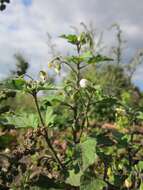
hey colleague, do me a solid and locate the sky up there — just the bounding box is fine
[0,0,143,89]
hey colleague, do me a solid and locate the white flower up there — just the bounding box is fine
[79,79,89,88]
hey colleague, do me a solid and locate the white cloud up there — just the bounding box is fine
[0,0,143,88]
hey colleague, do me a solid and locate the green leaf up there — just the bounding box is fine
[42,95,64,108]
[65,169,83,187]
[66,51,113,65]
[136,161,143,172]
[45,107,56,126]
[60,34,78,45]
[67,56,83,64]
[136,111,143,120]
[37,83,57,91]
[138,161,143,169]
[80,138,97,170]
[78,32,87,45]
[7,113,39,128]
[80,178,107,190]
[87,54,113,64]
[7,77,26,90]
[139,182,143,190]
[80,51,93,60]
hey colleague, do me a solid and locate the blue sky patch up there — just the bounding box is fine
[22,0,32,6]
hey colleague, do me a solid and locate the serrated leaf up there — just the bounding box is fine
[7,113,39,128]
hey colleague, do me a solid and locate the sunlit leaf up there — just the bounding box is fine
[65,169,83,187]
[60,34,78,45]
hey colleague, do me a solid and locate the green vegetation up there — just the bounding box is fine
[0,29,143,190]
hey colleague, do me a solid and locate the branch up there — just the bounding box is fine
[32,92,65,171]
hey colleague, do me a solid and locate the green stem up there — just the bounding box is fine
[43,128,65,170]
[72,44,81,144]
[33,93,45,126]
[33,92,65,171]
[78,91,93,142]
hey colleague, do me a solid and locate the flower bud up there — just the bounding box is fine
[39,70,48,82]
